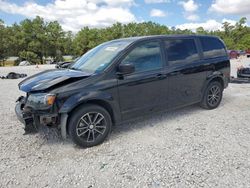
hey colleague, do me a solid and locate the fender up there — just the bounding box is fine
[207,71,224,80]
[201,71,225,95]
[58,90,121,123]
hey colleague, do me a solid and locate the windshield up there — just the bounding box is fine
[70,40,133,73]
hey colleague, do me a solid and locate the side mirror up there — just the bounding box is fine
[117,63,135,75]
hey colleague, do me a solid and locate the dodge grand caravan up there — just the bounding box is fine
[15,35,230,147]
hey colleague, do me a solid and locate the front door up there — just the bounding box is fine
[117,40,168,120]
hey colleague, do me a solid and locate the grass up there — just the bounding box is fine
[0,60,15,67]
[63,57,73,62]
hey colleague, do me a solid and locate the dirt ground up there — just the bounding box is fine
[0,59,250,188]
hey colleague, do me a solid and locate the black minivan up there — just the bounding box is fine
[15,35,230,147]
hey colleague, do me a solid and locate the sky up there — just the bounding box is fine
[0,0,249,32]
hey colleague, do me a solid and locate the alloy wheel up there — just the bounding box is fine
[207,85,221,107]
[76,112,106,143]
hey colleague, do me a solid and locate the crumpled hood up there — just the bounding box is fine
[19,69,91,92]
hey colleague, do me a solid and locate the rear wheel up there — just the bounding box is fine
[68,104,112,147]
[200,81,223,110]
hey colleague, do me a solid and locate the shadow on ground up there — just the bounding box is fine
[34,104,202,146]
[26,94,236,148]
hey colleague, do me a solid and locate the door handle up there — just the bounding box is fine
[168,71,181,76]
[156,74,167,79]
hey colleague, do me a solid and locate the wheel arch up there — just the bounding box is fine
[209,76,224,88]
[66,99,116,134]
[201,74,224,98]
[200,75,224,109]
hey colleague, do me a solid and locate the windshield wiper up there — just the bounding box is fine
[69,67,81,71]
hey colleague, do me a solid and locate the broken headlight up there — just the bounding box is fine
[27,93,56,109]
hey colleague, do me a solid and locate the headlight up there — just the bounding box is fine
[27,93,56,108]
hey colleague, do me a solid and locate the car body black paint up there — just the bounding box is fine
[18,69,92,92]
[16,35,230,134]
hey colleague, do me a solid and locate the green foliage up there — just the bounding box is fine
[72,18,250,55]
[19,51,39,64]
[0,16,250,66]
[0,19,7,66]
[0,16,70,64]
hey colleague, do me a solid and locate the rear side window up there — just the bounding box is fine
[200,37,227,59]
[165,39,199,65]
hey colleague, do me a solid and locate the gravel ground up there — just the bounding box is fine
[0,61,250,188]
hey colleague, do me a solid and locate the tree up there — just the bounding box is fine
[2,16,74,64]
[63,31,74,55]
[237,33,250,50]
[1,16,250,66]
[222,22,234,36]
[0,19,7,66]
[196,27,206,34]
[45,20,65,61]
[73,27,104,55]
[19,51,39,64]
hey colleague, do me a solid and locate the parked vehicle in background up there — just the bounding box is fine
[237,50,246,56]
[55,57,80,69]
[237,65,250,78]
[55,61,71,69]
[15,35,230,148]
[228,50,239,59]
[19,61,30,66]
[246,50,250,58]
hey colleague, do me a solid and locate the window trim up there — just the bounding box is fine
[164,37,200,67]
[117,39,166,76]
[199,37,227,60]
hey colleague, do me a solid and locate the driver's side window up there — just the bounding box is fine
[121,41,163,73]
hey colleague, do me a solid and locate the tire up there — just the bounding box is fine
[200,81,223,110]
[68,104,112,147]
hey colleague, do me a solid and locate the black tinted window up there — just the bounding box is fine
[200,37,227,59]
[165,39,199,65]
[121,41,163,73]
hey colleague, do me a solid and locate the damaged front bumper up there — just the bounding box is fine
[15,96,58,134]
[15,100,35,133]
[15,96,68,139]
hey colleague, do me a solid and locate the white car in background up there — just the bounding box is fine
[19,61,30,66]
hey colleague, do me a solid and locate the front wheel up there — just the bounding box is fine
[200,81,223,110]
[68,104,112,147]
